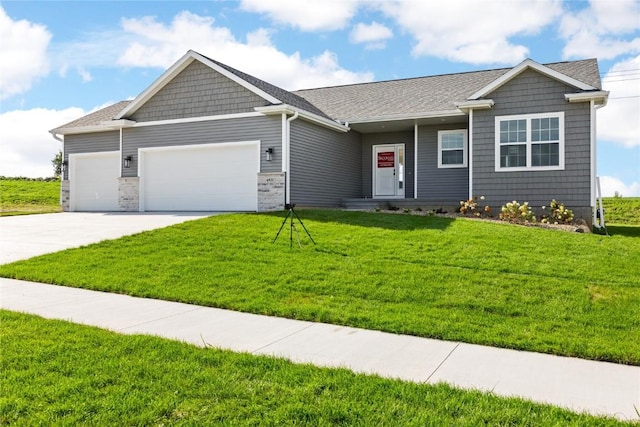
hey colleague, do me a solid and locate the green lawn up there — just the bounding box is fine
[0,177,61,216]
[0,311,627,426]
[2,210,639,365]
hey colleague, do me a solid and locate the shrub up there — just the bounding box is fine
[499,200,536,223]
[541,199,574,224]
[459,196,491,217]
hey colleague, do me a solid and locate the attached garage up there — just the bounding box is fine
[69,151,120,211]
[139,141,260,211]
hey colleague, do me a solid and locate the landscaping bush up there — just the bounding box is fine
[541,199,574,224]
[499,200,536,223]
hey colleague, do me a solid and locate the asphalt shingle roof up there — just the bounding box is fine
[292,59,602,122]
[53,100,132,131]
[199,53,333,119]
[53,58,601,132]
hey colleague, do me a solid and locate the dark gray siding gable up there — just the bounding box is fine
[290,121,362,206]
[416,124,469,203]
[129,61,271,122]
[63,131,119,180]
[473,69,592,210]
[121,115,282,177]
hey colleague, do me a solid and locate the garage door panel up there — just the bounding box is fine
[143,143,258,211]
[72,153,120,211]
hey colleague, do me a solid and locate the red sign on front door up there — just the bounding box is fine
[377,151,395,168]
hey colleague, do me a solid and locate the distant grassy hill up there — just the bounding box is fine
[0,177,61,216]
[602,197,640,225]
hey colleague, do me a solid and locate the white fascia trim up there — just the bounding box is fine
[455,100,494,112]
[99,119,136,128]
[470,59,597,100]
[348,110,465,124]
[115,50,281,119]
[255,105,349,133]
[51,125,118,135]
[565,91,609,105]
[132,112,262,128]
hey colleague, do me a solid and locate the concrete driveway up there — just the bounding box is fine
[0,212,216,265]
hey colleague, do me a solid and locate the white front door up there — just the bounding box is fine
[373,144,404,198]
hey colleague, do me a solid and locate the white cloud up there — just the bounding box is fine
[0,108,84,178]
[350,22,393,50]
[599,176,640,197]
[114,11,373,90]
[240,0,361,31]
[598,55,640,148]
[0,7,51,100]
[376,0,561,64]
[561,0,640,60]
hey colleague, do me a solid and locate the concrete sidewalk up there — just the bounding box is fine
[1,278,638,422]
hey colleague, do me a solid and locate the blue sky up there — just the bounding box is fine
[1,0,638,196]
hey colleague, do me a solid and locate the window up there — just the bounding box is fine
[495,112,564,171]
[438,130,468,168]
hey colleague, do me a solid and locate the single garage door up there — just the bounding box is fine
[70,151,120,211]
[141,141,259,211]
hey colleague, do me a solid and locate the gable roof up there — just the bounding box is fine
[116,50,331,121]
[293,59,602,123]
[51,55,602,135]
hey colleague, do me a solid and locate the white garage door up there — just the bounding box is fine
[141,141,259,211]
[70,152,120,211]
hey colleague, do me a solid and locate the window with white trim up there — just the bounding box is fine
[495,112,564,171]
[438,129,467,168]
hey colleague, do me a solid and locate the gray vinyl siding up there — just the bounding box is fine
[121,115,282,177]
[289,120,362,206]
[473,69,592,210]
[361,131,414,198]
[129,61,270,122]
[63,131,119,180]
[416,124,469,203]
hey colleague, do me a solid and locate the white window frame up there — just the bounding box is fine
[438,129,468,168]
[495,112,565,172]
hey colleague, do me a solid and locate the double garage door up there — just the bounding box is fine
[70,142,259,212]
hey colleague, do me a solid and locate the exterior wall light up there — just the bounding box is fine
[265,147,274,161]
[61,160,68,173]
[124,155,132,168]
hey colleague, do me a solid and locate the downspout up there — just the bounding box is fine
[468,109,474,200]
[285,111,299,205]
[414,122,418,199]
[49,130,65,179]
[591,99,607,226]
[119,127,123,177]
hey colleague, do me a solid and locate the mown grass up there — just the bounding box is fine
[2,210,639,365]
[603,197,640,225]
[0,178,61,216]
[0,310,628,426]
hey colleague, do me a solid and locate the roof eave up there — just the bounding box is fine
[565,90,609,105]
[50,119,136,136]
[455,100,495,113]
[347,109,466,124]
[255,105,350,132]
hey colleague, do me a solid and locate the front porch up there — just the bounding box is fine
[342,198,460,213]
